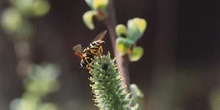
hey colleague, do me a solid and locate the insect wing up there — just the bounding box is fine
[72,44,83,58]
[93,30,107,41]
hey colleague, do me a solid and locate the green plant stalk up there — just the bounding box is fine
[89,53,140,110]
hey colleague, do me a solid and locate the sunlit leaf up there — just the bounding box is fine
[129,46,144,62]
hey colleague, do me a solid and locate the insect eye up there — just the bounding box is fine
[95,41,105,45]
[100,41,105,44]
[80,60,87,68]
[92,42,96,45]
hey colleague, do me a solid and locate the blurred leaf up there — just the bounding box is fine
[129,46,144,62]
[16,21,34,40]
[116,24,127,38]
[10,0,33,15]
[10,98,38,110]
[130,84,144,99]
[83,10,97,30]
[25,63,60,96]
[31,0,50,16]
[10,98,20,110]
[11,63,60,110]
[39,103,57,110]
[116,37,134,56]
[210,89,220,110]
[11,0,50,17]
[131,103,141,110]
[1,8,23,33]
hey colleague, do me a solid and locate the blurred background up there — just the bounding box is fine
[0,0,220,110]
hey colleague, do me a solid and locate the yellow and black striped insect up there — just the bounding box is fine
[72,30,107,70]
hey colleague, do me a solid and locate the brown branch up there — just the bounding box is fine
[103,0,130,90]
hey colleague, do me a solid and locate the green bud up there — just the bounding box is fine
[83,10,97,30]
[127,18,147,42]
[129,46,144,62]
[115,24,127,38]
[92,0,108,11]
[31,0,50,16]
[116,37,134,56]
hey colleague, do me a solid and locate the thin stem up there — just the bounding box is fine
[13,38,32,78]
[103,0,130,90]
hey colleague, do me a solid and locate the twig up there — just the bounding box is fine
[103,0,130,90]
[13,38,32,78]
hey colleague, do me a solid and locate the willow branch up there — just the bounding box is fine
[103,0,130,90]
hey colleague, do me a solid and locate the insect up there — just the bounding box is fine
[72,30,107,70]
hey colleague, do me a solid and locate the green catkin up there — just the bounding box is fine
[89,53,140,110]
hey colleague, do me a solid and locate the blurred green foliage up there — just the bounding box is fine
[130,84,144,108]
[1,0,50,39]
[10,0,50,16]
[209,88,220,110]
[10,64,60,110]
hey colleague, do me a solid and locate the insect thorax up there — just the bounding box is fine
[80,40,105,69]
